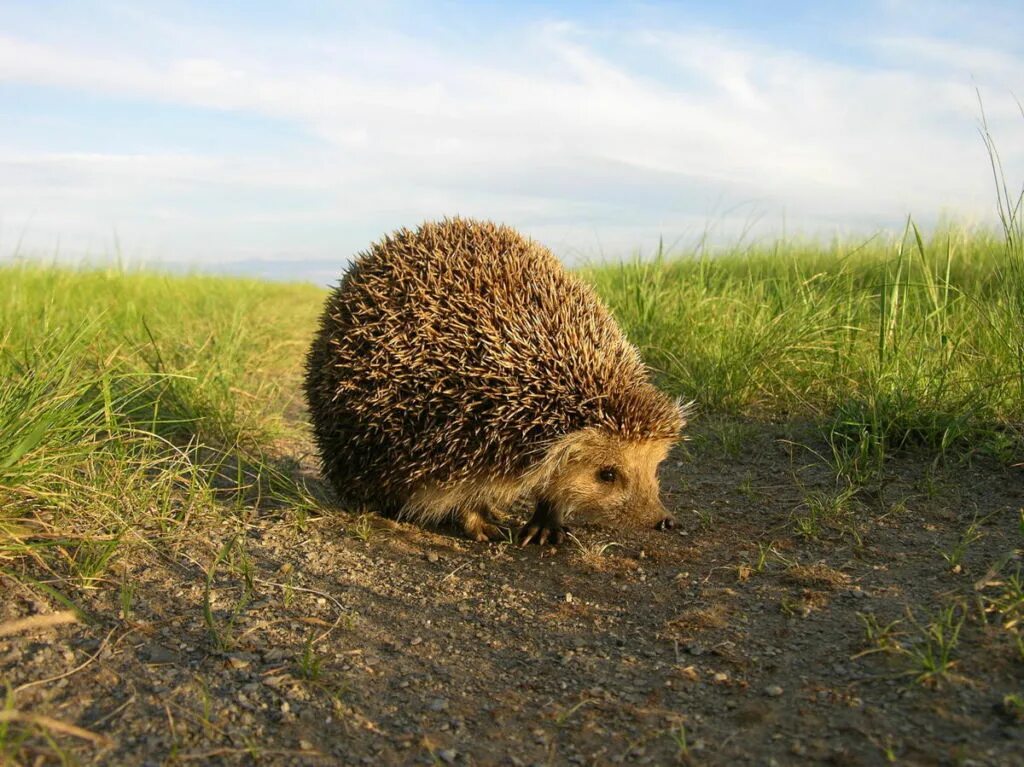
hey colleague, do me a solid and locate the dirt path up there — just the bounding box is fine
[3,421,1023,765]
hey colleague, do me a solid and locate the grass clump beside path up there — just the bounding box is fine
[0,265,324,595]
[588,221,1024,466]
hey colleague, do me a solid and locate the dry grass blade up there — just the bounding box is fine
[0,611,78,637]
[0,710,112,746]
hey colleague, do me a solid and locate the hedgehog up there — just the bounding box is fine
[304,218,686,544]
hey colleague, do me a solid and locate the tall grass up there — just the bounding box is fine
[587,221,1023,464]
[0,265,324,592]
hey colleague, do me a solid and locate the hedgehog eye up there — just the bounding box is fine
[597,466,618,484]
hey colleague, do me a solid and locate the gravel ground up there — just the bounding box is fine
[2,421,1023,766]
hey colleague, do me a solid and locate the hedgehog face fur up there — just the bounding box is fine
[540,429,675,530]
[304,217,687,544]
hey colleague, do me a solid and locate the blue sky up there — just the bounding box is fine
[1,1,1022,280]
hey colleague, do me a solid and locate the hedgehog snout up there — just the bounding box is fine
[644,497,677,530]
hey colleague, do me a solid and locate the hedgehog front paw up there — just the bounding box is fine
[518,522,569,546]
[518,500,568,547]
[461,509,508,543]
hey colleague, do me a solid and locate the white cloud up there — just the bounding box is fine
[0,14,1021,270]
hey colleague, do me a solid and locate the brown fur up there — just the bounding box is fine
[304,218,686,541]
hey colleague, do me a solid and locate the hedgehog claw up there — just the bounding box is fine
[518,500,568,546]
[518,523,569,546]
[473,523,506,543]
[461,511,507,543]
[517,524,539,546]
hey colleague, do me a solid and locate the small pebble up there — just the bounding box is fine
[429,697,449,712]
[765,685,784,697]
[438,749,457,764]
[144,645,176,664]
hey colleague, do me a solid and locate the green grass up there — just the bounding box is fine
[856,604,967,685]
[587,221,1024,464]
[0,264,323,596]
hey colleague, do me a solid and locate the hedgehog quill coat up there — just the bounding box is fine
[305,219,685,543]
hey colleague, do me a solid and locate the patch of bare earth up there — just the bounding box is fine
[2,421,1023,765]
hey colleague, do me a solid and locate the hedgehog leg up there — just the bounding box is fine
[518,498,569,547]
[459,507,506,543]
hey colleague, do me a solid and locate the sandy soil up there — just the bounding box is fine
[2,420,1023,766]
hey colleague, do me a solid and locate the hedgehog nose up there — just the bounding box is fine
[650,497,674,530]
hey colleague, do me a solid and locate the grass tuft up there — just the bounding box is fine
[587,221,1024,465]
[0,265,322,601]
